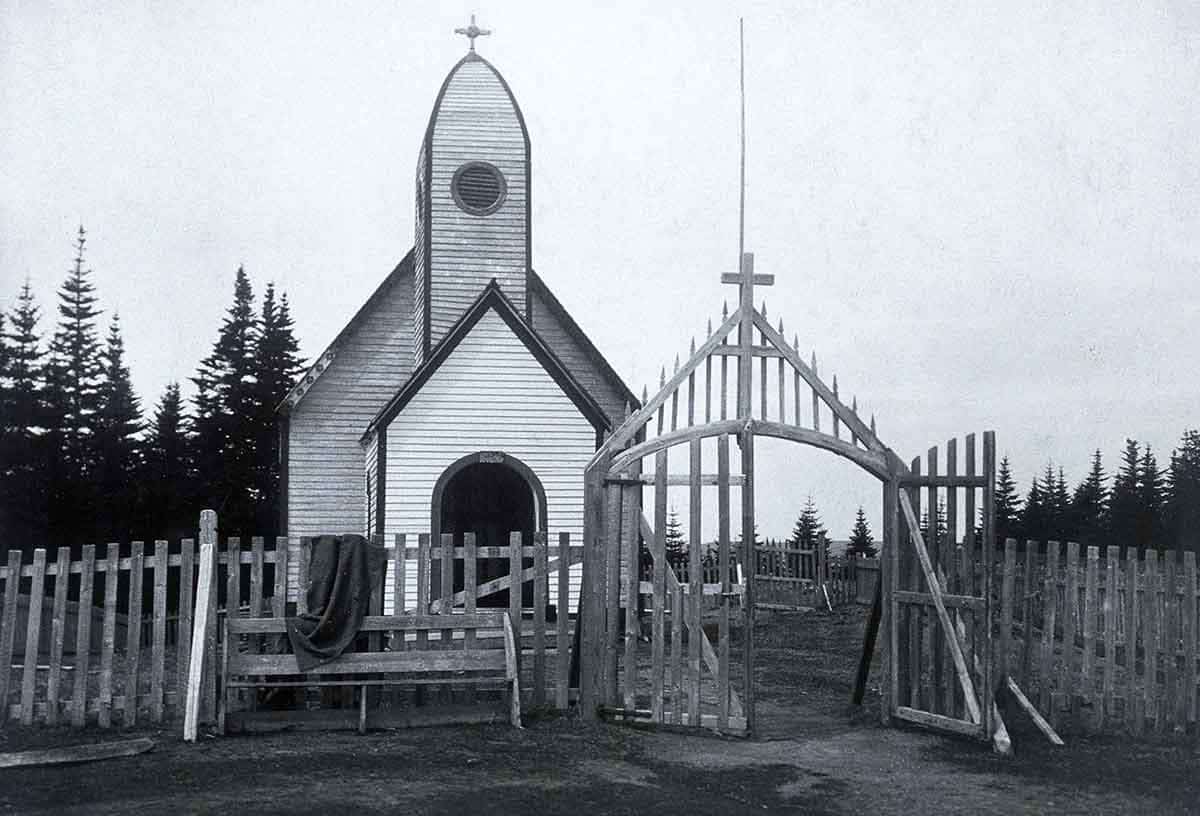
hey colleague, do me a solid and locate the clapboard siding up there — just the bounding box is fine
[380,309,593,614]
[528,278,631,426]
[427,55,528,350]
[286,264,416,552]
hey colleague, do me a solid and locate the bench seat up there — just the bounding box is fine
[222,611,521,733]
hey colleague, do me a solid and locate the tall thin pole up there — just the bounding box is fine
[738,18,746,267]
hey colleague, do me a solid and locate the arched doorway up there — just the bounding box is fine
[432,452,548,609]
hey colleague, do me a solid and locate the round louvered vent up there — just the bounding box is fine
[451,162,507,215]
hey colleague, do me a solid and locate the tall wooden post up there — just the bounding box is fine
[183,510,217,742]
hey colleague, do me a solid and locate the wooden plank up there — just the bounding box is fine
[1039,542,1059,715]
[0,738,155,769]
[906,458,920,708]
[740,426,755,732]
[603,486,621,703]
[416,533,430,651]
[777,355,785,424]
[125,541,145,727]
[897,491,981,725]
[45,547,71,727]
[250,536,264,624]
[1128,552,1144,736]
[17,549,46,725]
[1183,551,1197,726]
[183,510,217,742]
[177,538,194,713]
[0,549,22,722]
[273,537,288,618]
[1005,676,1064,746]
[556,532,571,710]
[622,478,641,714]
[1103,545,1118,724]
[688,436,703,725]
[1020,542,1036,687]
[509,531,523,699]
[297,537,311,615]
[464,532,477,653]
[651,450,668,723]
[151,540,168,723]
[221,537,240,732]
[533,531,547,706]
[229,650,510,676]
[893,706,983,738]
[883,471,899,724]
[71,545,96,727]
[1164,553,1178,729]
[1144,550,1159,732]
[392,534,406,616]
[670,579,683,725]
[945,439,959,717]
[1063,541,1079,712]
[717,434,731,730]
[926,447,943,716]
[894,590,986,610]
[705,352,713,423]
[999,539,1016,687]
[964,433,977,598]
[229,612,511,634]
[98,543,120,728]
[1082,545,1098,708]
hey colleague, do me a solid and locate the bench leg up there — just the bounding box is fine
[358,684,368,734]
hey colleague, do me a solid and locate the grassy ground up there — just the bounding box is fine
[1,605,1196,815]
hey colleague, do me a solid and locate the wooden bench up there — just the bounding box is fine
[222,611,521,733]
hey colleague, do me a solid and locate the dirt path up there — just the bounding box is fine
[2,606,1195,815]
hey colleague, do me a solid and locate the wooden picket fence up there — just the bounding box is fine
[996,539,1199,735]
[0,540,206,728]
[1,525,582,729]
[751,539,862,610]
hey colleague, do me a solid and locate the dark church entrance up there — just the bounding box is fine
[433,454,544,609]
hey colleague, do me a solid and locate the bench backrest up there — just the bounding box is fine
[225,611,517,679]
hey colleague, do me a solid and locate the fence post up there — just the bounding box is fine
[184,510,217,742]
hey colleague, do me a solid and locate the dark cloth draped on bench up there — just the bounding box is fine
[286,534,386,672]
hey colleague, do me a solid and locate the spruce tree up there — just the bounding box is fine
[191,267,259,534]
[93,315,143,540]
[142,382,194,538]
[1137,446,1165,552]
[789,496,830,577]
[846,506,876,559]
[44,226,104,545]
[995,456,1023,545]
[1069,450,1108,549]
[1165,430,1200,557]
[252,284,303,537]
[663,507,687,569]
[1049,464,1072,540]
[1020,474,1046,544]
[2,282,48,548]
[1109,439,1142,555]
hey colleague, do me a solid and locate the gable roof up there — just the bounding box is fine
[527,269,640,418]
[278,249,415,415]
[362,280,612,442]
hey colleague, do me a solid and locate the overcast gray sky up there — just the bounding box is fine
[3,2,1198,538]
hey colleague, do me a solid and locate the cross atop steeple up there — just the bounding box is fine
[454,14,492,52]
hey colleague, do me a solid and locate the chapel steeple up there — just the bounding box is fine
[413,18,531,363]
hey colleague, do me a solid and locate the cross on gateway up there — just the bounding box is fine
[455,14,492,52]
[721,252,774,315]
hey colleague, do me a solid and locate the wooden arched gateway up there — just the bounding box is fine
[578,252,1000,744]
